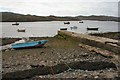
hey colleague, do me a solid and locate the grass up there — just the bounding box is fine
[89,32,120,40]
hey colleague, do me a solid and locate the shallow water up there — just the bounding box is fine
[1,20,118,38]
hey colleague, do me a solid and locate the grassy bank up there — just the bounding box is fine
[89,32,120,40]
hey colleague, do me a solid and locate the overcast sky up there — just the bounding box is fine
[0,0,119,17]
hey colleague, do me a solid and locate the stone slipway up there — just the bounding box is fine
[58,31,120,54]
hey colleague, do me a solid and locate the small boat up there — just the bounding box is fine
[60,28,67,30]
[79,21,83,23]
[12,40,48,49]
[12,22,19,25]
[87,27,99,31]
[64,22,70,24]
[70,26,77,29]
[17,29,25,32]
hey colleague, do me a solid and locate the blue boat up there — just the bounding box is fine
[12,40,48,49]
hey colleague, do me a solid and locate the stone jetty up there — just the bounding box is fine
[58,30,120,54]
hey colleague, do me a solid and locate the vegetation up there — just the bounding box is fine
[89,32,120,40]
[1,12,119,22]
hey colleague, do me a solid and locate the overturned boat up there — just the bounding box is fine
[11,40,48,49]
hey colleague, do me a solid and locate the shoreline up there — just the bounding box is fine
[1,32,119,45]
[2,32,119,79]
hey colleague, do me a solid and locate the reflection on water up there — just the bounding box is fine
[1,20,118,38]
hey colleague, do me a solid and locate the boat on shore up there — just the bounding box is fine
[12,22,19,25]
[87,27,99,31]
[11,40,48,49]
[64,22,70,24]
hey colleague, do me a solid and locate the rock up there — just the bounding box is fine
[53,61,56,64]
[82,53,88,57]
[40,51,44,53]
[63,57,67,60]
[5,49,9,52]
[99,70,104,73]
[30,64,44,68]
[44,60,47,62]
[83,74,88,77]
[67,68,73,72]
[27,57,29,60]
[74,59,78,61]
[85,70,88,72]
[94,76,99,78]
[108,68,113,72]
[26,65,31,69]
[11,49,14,51]
[50,61,53,63]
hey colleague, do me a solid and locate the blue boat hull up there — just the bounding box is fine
[12,40,48,49]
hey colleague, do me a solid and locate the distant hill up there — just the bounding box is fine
[0,12,119,22]
[76,15,119,22]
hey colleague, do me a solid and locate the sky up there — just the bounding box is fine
[0,0,119,17]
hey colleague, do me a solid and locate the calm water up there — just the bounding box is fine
[1,20,118,38]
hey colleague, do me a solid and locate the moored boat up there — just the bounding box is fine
[79,21,83,23]
[64,22,70,24]
[11,40,48,49]
[70,26,77,29]
[60,28,67,30]
[87,27,99,31]
[17,29,25,32]
[12,22,19,25]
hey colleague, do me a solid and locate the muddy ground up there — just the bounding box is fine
[1,33,120,79]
